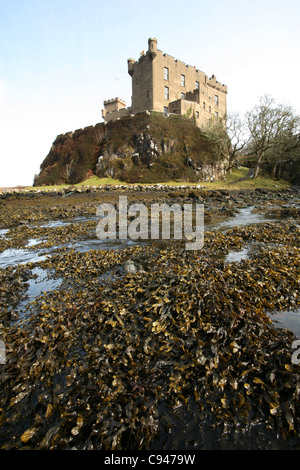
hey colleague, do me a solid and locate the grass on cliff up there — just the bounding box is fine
[200,167,290,190]
[27,167,290,191]
[73,167,291,190]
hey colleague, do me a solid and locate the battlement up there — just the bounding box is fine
[131,44,209,74]
[102,106,132,123]
[206,75,227,93]
[102,97,127,121]
[130,49,207,77]
[56,123,105,140]
[103,97,126,107]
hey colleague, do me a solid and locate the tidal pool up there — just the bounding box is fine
[15,267,63,320]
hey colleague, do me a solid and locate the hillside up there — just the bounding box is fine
[34,113,230,186]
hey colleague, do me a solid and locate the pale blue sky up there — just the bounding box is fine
[0,0,299,187]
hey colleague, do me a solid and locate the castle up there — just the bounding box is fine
[102,38,227,129]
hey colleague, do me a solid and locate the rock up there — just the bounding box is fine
[124,260,138,274]
[289,224,300,232]
[124,260,145,274]
[132,153,140,165]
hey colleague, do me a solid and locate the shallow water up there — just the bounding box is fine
[207,206,279,230]
[24,267,62,301]
[16,267,62,320]
[40,215,97,228]
[225,247,250,263]
[26,238,42,247]
[73,237,145,253]
[268,308,300,338]
[0,229,9,237]
[0,247,47,269]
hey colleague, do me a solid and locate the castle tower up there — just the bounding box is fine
[127,58,135,77]
[148,37,157,60]
[102,97,127,121]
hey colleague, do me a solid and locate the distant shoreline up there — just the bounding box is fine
[0,186,26,191]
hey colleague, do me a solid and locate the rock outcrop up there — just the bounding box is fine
[34,112,230,186]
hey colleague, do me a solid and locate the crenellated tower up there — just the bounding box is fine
[148,37,157,60]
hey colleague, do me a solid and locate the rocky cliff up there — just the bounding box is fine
[34,112,230,186]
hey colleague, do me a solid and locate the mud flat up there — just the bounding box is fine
[0,187,300,450]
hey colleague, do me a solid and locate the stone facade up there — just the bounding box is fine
[102,38,227,129]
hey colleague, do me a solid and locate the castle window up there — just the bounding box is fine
[203,102,206,109]
[164,106,169,115]
[215,95,219,106]
[195,81,199,89]
[209,106,211,113]
[181,92,185,99]
[196,111,199,118]
[215,111,219,118]
[181,74,185,87]
[164,67,169,80]
[164,86,169,100]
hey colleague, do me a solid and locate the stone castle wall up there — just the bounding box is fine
[102,38,228,130]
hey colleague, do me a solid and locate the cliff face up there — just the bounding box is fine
[34,113,230,186]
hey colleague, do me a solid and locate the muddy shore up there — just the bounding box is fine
[0,187,300,450]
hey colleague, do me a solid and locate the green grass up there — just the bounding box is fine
[200,167,290,190]
[75,176,125,186]
[25,176,126,191]
[25,167,290,191]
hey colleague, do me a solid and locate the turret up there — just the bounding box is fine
[148,37,157,60]
[127,58,135,76]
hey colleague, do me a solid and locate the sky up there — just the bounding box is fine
[0,0,299,187]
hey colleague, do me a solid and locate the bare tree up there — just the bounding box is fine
[246,95,300,178]
[204,113,250,168]
[204,118,229,161]
[61,159,75,184]
[225,112,250,168]
[265,131,300,178]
